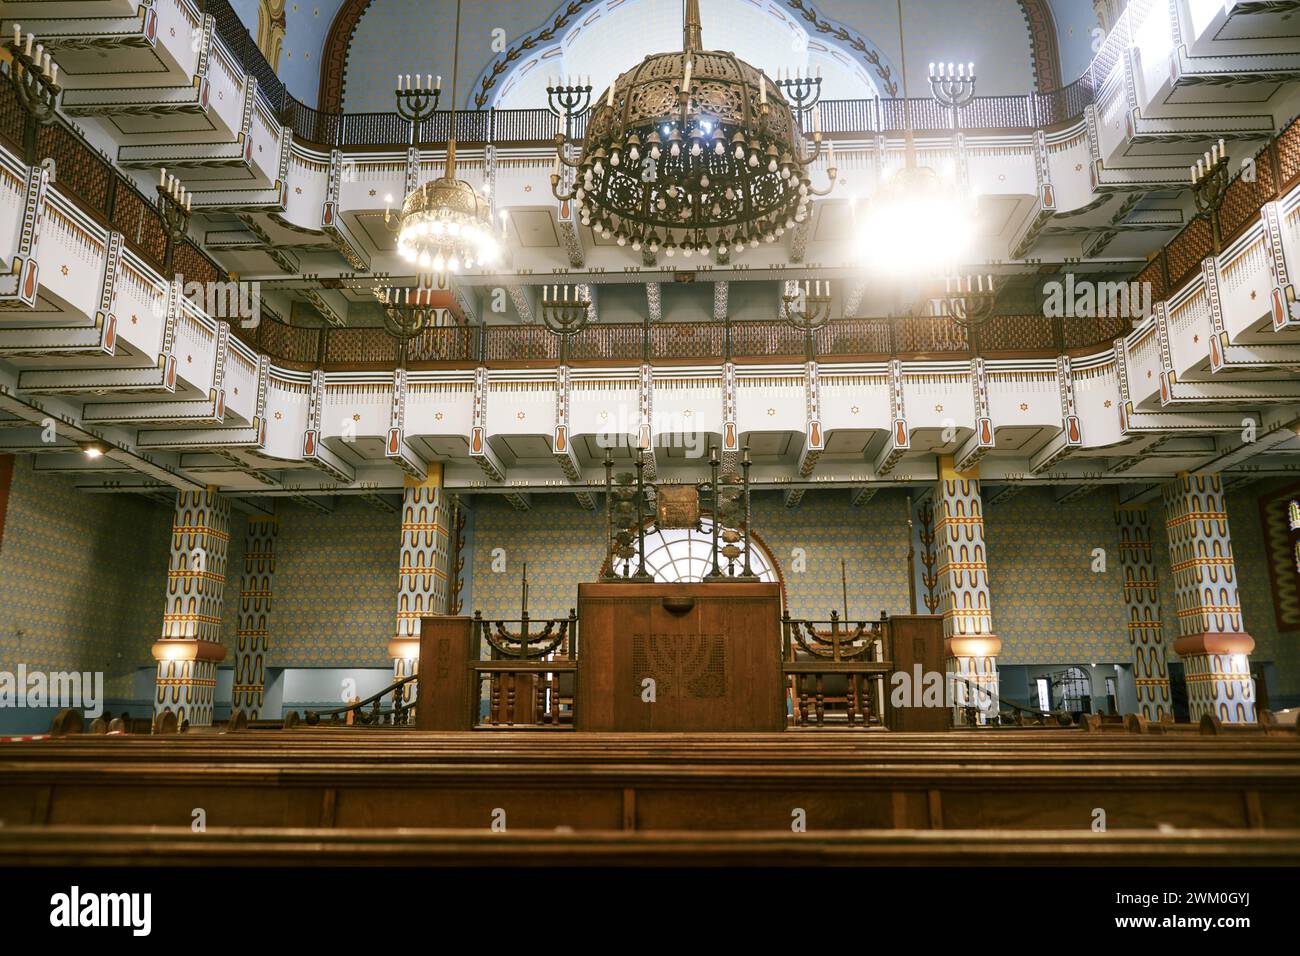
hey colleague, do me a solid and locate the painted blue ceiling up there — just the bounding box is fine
[224,0,1102,112]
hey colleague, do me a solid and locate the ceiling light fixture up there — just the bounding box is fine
[855,0,976,276]
[548,0,835,257]
[387,0,499,280]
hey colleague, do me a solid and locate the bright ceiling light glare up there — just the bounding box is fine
[856,166,974,278]
[79,441,107,459]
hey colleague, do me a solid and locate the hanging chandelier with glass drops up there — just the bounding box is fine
[391,0,499,276]
[549,0,835,258]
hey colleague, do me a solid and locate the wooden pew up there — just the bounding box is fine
[3,824,1299,866]
[3,731,1298,835]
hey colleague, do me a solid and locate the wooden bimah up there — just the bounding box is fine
[576,582,784,732]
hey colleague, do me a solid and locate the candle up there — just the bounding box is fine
[185,193,191,211]
[49,62,56,84]
[1219,137,1225,159]
[160,167,167,188]
[435,75,442,90]
[25,32,32,57]
[760,75,766,104]
[683,58,692,91]
[41,52,50,77]
[607,83,614,108]
[812,106,821,133]
[968,62,975,76]
[12,24,19,46]
[827,140,835,167]
[396,74,403,91]
[1190,164,1198,183]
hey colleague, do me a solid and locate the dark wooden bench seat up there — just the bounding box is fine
[2,825,1299,866]
[2,732,1298,836]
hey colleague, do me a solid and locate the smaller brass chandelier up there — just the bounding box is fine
[385,0,500,278]
[856,1,976,276]
[389,171,498,274]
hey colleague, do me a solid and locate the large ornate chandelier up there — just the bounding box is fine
[388,0,499,276]
[549,0,835,257]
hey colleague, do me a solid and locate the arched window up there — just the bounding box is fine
[610,518,777,583]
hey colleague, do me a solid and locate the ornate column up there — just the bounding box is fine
[231,515,278,719]
[389,466,452,704]
[1113,501,1171,720]
[152,489,230,728]
[933,457,1000,725]
[1161,474,1256,722]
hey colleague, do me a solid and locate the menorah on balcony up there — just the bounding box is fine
[775,67,823,118]
[394,73,442,146]
[540,283,594,364]
[545,74,593,132]
[6,25,61,163]
[782,279,832,359]
[1191,137,1230,255]
[928,61,977,130]
[156,168,193,272]
[941,273,997,328]
[376,281,443,340]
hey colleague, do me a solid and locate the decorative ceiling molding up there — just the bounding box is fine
[324,0,903,114]
[319,0,373,115]
[1018,0,1062,94]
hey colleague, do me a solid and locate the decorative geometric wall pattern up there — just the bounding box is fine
[232,516,278,719]
[0,456,170,700]
[1113,503,1170,720]
[155,490,231,727]
[984,488,1129,665]
[1161,474,1255,723]
[268,500,400,667]
[933,466,998,724]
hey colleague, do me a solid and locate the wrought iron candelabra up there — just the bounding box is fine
[942,273,997,328]
[376,281,443,340]
[775,67,823,118]
[545,75,592,133]
[156,167,192,272]
[540,283,594,364]
[928,61,977,130]
[1191,137,1230,255]
[5,25,61,164]
[394,73,442,146]
[782,279,833,359]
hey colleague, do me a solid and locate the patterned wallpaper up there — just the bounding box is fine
[267,499,401,667]
[0,456,172,698]
[985,487,1130,666]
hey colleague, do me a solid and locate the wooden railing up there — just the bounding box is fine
[782,612,890,727]
[302,674,417,727]
[472,611,578,728]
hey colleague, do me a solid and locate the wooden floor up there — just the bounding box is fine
[3,730,1298,864]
